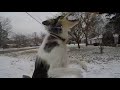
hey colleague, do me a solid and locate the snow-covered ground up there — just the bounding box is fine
[0,46,39,54]
[67,44,120,78]
[0,46,39,51]
[0,44,120,78]
[0,49,37,78]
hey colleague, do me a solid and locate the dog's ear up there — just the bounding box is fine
[42,20,50,26]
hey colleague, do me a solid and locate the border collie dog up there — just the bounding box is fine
[24,14,85,78]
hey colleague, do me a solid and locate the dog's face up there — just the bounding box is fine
[42,16,63,34]
[42,14,79,40]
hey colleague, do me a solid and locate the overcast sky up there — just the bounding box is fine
[0,12,59,35]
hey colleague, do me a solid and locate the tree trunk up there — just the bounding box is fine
[77,42,80,49]
[76,39,80,49]
[100,45,103,54]
[99,42,104,54]
[85,34,88,46]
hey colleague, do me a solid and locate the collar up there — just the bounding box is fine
[50,32,66,42]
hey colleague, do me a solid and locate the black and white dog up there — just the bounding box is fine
[23,14,86,78]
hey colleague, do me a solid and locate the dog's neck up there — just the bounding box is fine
[50,32,66,42]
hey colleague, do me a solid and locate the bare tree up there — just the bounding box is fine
[72,12,99,46]
[12,33,28,48]
[32,32,43,46]
[59,12,100,48]
[0,17,12,48]
[94,14,108,54]
[1,17,12,32]
[68,22,84,49]
[11,34,20,48]
[11,32,45,48]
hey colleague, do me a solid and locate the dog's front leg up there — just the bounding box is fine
[32,57,50,78]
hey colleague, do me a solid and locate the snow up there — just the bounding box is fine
[67,44,120,78]
[0,49,36,78]
[0,55,35,78]
[0,44,120,78]
[86,62,120,78]
[0,46,39,51]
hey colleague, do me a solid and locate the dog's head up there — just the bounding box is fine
[42,13,79,40]
[42,16,63,34]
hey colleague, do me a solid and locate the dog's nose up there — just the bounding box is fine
[42,20,50,26]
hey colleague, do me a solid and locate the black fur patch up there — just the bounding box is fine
[44,41,59,53]
[49,27,62,34]
[42,16,63,26]
[32,57,50,78]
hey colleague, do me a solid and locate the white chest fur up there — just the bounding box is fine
[37,34,68,70]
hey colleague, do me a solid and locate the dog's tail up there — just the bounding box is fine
[32,57,50,78]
